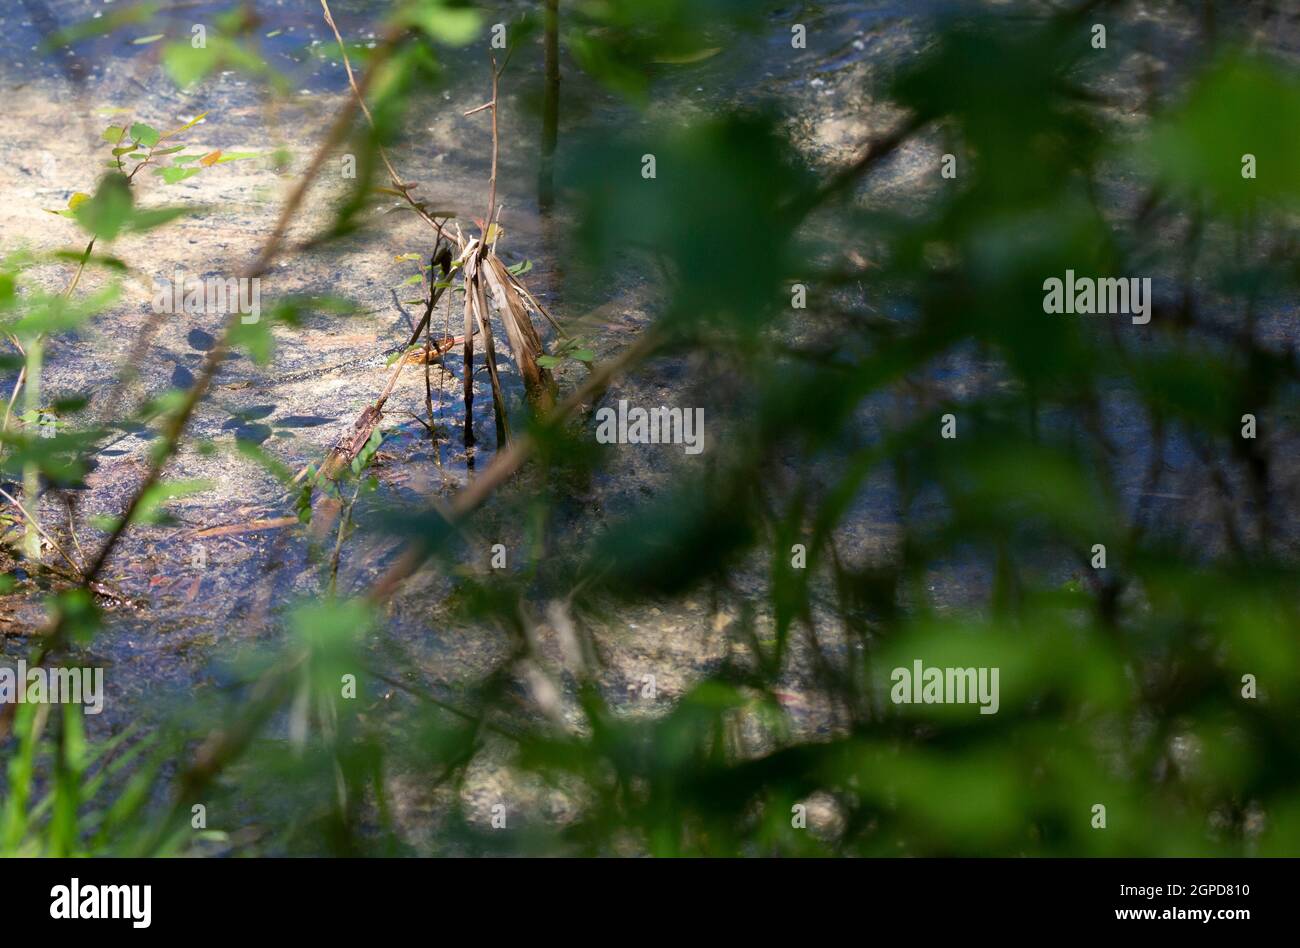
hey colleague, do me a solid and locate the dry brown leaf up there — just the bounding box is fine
[483,257,556,411]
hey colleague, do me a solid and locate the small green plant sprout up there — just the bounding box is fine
[14,110,244,566]
[350,428,384,478]
[46,111,242,243]
[393,249,462,312]
[537,337,594,369]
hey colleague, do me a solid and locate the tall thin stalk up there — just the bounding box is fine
[21,336,43,561]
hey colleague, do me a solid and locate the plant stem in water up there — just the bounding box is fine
[22,336,43,561]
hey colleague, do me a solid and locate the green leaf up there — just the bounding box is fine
[230,318,274,365]
[12,284,120,340]
[568,31,650,104]
[264,294,358,327]
[295,479,313,525]
[132,34,165,45]
[0,427,100,488]
[8,285,121,337]
[73,173,134,241]
[50,589,101,646]
[398,3,482,45]
[52,394,90,414]
[130,123,161,147]
[235,439,297,487]
[102,125,127,144]
[45,1,162,47]
[290,598,373,650]
[351,428,384,475]
[125,205,194,233]
[652,47,723,65]
[162,42,219,88]
[155,166,202,185]
[1148,55,1300,210]
[131,479,213,526]
[49,249,127,271]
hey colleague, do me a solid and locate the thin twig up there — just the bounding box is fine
[329,480,363,597]
[320,0,451,244]
[0,487,82,577]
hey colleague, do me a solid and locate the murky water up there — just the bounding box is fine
[0,0,958,734]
